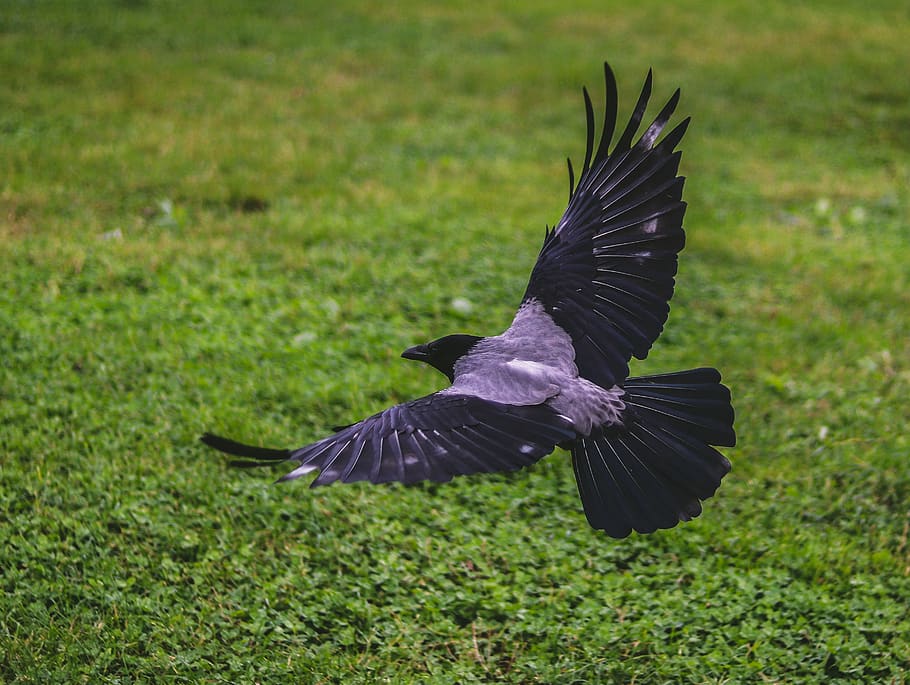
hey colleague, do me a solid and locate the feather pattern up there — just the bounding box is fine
[571,368,734,536]
[204,393,576,487]
[523,63,690,389]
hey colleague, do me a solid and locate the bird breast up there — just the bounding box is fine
[442,355,565,407]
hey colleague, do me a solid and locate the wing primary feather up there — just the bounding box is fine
[615,68,653,153]
[581,86,596,178]
[200,432,291,462]
[309,438,355,486]
[594,62,619,163]
[638,88,681,149]
[567,157,575,199]
[657,117,691,155]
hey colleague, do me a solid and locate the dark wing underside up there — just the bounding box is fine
[522,63,690,389]
[202,393,576,486]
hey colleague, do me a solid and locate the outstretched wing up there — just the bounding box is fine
[202,392,575,486]
[522,63,690,389]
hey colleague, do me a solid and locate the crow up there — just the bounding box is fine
[202,62,736,538]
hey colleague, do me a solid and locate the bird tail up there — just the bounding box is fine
[200,432,292,468]
[571,367,735,537]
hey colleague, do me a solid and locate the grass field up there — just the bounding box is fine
[2,1,909,682]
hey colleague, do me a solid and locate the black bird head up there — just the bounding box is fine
[401,334,484,382]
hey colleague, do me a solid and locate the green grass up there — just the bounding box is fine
[2,1,909,682]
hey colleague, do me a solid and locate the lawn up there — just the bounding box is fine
[1,1,908,682]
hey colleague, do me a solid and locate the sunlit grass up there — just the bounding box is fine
[1,1,908,682]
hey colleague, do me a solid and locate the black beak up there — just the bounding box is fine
[401,344,430,361]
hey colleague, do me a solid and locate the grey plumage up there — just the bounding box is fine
[444,300,627,435]
[201,62,736,537]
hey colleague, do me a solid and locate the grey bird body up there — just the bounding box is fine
[445,299,626,435]
[202,63,736,538]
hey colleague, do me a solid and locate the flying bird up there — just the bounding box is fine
[202,63,736,538]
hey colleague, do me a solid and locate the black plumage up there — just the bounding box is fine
[205,395,574,485]
[524,65,689,389]
[571,368,734,537]
[202,63,736,537]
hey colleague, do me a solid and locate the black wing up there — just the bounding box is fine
[523,63,689,389]
[202,392,576,486]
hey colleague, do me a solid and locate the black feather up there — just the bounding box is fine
[594,62,619,163]
[571,368,734,537]
[567,158,575,200]
[581,86,596,178]
[523,62,689,389]
[200,433,291,462]
[223,393,578,487]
